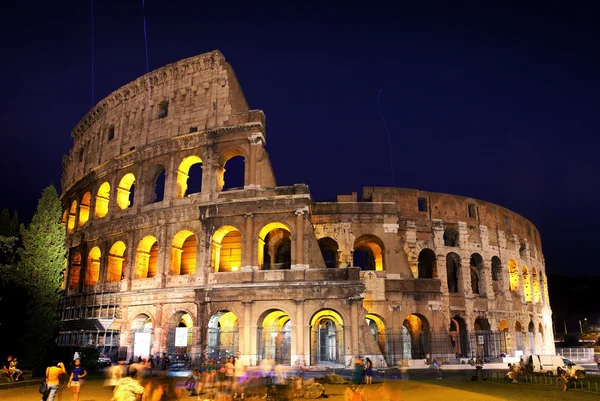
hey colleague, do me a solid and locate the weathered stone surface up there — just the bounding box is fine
[325,373,348,384]
[303,383,325,399]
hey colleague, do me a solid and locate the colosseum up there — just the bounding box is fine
[57,50,554,368]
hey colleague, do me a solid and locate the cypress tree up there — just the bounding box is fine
[18,186,66,374]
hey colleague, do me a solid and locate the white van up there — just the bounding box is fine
[524,354,586,378]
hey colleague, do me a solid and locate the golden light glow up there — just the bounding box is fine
[218,311,238,330]
[116,173,136,209]
[180,313,193,328]
[176,156,202,198]
[212,226,242,272]
[85,246,101,286]
[257,222,291,269]
[95,182,110,218]
[262,310,290,330]
[170,230,197,275]
[508,259,519,291]
[61,210,67,227]
[67,200,77,233]
[310,309,344,327]
[531,267,541,303]
[542,272,549,302]
[354,235,384,271]
[107,241,126,282]
[498,320,509,332]
[78,192,91,226]
[136,235,158,278]
[522,265,532,302]
[69,252,81,289]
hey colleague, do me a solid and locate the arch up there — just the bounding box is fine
[403,314,430,359]
[258,222,291,270]
[176,155,203,198]
[78,192,91,226]
[531,267,541,303]
[150,166,166,203]
[170,230,197,275]
[508,259,519,291]
[116,173,136,209]
[449,315,469,357]
[107,241,126,282]
[498,320,509,332]
[167,312,194,357]
[538,323,544,340]
[212,226,242,272]
[474,317,490,331]
[353,234,384,271]
[365,314,387,359]
[310,309,345,365]
[522,265,532,302]
[69,252,82,289]
[222,155,245,191]
[85,246,101,286]
[446,252,460,293]
[470,253,483,295]
[95,182,110,218]
[135,236,158,278]
[67,200,77,233]
[417,248,436,278]
[257,309,292,365]
[61,210,67,227]
[318,237,339,269]
[474,317,493,358]
[491,256,502,282]
[217,148,246,191]
[131,313,153,359]
[207,311,239,361]
[443,227,459,247]
[514,320,524,351]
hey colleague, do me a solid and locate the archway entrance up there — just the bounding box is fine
[403,314,430,359]
[207,311,239,362]
[258,223,291,270]
[449,316,469,358]
[167,313,193,363]
[365,314,387,363]
[257,310,291,365]
[131,314,152,360]
[310,310,345,365]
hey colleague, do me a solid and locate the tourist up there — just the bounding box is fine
[9,356,23,381]
[353,356,364,385]
[112,369,144,401]
[67,359,87,401]
[42,361,66,401]
[364,357,373,384]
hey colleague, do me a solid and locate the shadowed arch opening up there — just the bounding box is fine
[212,226,242,272]
[449,316,469,357]
[218,149,245,191]
[136,236,158,278]
[257,310,291,365]
[491,256,502,281]
[508,259,519,291]
[85,246,101,286]
[470,253,483,295]
[418,248,436,278]
[150,166,166,204]
[95,182,110,219]
[446,252,461,293]
[258,222,291,270]
[318,237,339,269]
[78,192,91,226]
[207,311,239,361]
[116,173,136,209]
[177,156,203,198]
[171,230,197,275]
[69,252,82,289]
[310,309,345,365]
[443,227,459,247]
[107,241,126,282]
[353,234,384,271]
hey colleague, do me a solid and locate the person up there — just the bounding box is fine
[42,361,66,401]
[433,359,442,379]
[595,354,600,372]
[184,369,199,396]
[68,359,87,401]
[505,363,518,383]
[104,361,124,390]
[3,356,14,382]
[112,369,144,401]
[9,356,23,381]
[364,357,373,384]
[353,356,364,385]
[556,366,569,392]
[225,356,235,391]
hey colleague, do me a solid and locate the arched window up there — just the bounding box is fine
[176,156,202,198]
[508,259,519,291]
[107,241,126,282]
[443,227,459,247]
[218,149,245,191]
[258,223,291,270]
[85,246,101,286]
[491,256,502,281]
[116,173,136,209]
[417,249,436,278]
[69,252,82,289]
[531,267,541,303]
[67,200,77,233]
[95,182,110,218]
[153,168,166,203]
[318,237,339,268]
[522,266,532,302]
[353,235,384,271]
[136,236,158,278]
[78,192,91,226]
[446,253,460,293]
[212,226,242,272]
[171,230,197,275]
[470,253,483,295]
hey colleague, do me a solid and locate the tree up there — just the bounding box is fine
[18,186,66,375]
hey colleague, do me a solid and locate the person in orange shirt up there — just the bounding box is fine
[42,360,66,401]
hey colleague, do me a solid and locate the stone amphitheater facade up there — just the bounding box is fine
[58,50,554,367]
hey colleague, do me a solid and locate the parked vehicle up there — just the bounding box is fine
[98,355,112,367]
[523,354,586,378]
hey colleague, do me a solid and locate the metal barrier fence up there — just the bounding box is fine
[556,348,595,361]
[483,370,600,393]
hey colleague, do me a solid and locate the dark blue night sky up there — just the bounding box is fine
[1,1,598,275]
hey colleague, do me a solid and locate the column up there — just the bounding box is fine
[292,300,305,367]
[242,213,254,271]
[246,132,265,189]
[293,207,308,270]
[242,301,253,365]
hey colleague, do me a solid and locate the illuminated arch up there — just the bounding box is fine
[116,173,136,209]
[498,320,509,332]
[353,234,384,271]
[85,246,101,286]
[136,236,158,278]
[69,252,82,289]
[522,265,532,302]
[176,156,203,198]
[107,241,126,282]
[258,309,292,364]
[366,313,387,357]
[67,200,77,233]
[310,309,345,364]
[61,210,67,227]
[95,182,110,218]
[531,267,541,303]
[258,222,291,270]
[171,230,197,275]
[217,148,246,191]
[207,311,239,360]
[403,314,430,359]
[78,192,91,226]
[211,226,242,272]
[508,259,519,291]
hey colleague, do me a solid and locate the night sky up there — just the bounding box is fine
[1,2,598,276]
